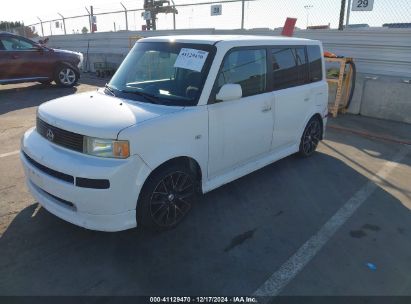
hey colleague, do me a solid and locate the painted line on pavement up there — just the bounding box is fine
[0,150,20,158]
[254,145,410,297]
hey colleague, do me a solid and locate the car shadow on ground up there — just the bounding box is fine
[1,150,410,295]
[79,73,109,87]
[325,127,411,177]
[0,83,77,115]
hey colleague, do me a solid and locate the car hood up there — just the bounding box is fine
[37,90,184,139]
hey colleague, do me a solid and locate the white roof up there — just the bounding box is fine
[141,35,320,46]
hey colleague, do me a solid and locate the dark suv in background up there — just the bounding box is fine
[0,32,82,87]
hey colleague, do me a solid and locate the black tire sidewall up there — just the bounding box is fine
[137,163,198,232]
[299,116,322,157]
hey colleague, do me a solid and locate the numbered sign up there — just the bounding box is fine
[352,0,374,11]
[174,48,209,72]
[211,4,222,16]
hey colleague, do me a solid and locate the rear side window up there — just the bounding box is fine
[216,49,267,98]
[271,47,307,90]
[307,45,323,82]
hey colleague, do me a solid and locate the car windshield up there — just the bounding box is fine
[108,41,216,106]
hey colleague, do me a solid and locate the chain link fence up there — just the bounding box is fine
[8,0,411,38]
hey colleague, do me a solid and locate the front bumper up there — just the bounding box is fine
[21,128,151,232]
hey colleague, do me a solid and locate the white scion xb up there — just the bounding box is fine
[21,35,328,232]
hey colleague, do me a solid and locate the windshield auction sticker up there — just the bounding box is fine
[174,48,209,72]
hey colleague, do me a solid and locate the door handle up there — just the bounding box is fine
[11,55,19,59]
[304,97,310,102]
[261,105,272,113]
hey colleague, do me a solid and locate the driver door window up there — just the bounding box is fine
[1,37,36,51]
[216,49,267,99]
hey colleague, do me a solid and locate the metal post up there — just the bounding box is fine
[241,0,245,30]
[171,0,176,30]
[120,2,129,31]
[346,0,352,27]
[304,5,313,29]
[58,13,66,35]
[85,7,92,33]
[90,6,94,33]
[37,17,44,37]
[338,0,346,30]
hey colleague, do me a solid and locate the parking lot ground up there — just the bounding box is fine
[1,77,411,296]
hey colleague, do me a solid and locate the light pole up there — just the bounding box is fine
[241,0,245,30]
[304,4,313,29]
[346,0,352,28]
[170,0,176,30]
[85,6,92,33]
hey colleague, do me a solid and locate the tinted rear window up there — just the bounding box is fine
[271,47,306,90]
[307,45,323,82]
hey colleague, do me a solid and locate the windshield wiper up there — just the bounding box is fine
[120,90,160,104]
[104,84,116,96]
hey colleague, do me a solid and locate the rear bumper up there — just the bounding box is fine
[21,128,151,232]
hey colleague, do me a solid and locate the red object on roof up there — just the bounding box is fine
[281,18,297,37]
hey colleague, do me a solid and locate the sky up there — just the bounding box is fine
[1,0,410,35]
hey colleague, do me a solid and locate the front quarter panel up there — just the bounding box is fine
[118,106,209,185]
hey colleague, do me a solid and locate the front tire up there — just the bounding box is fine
[54,65,78,87]
[298,116,322,157]
[137,164,198,231]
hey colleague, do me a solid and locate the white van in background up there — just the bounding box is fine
[20,35,328,232]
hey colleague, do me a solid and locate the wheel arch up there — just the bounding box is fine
[140,156,203,195]
[300,111,324,141]
[54,61,80,77]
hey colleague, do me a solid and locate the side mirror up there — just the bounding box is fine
[216,84,242,102]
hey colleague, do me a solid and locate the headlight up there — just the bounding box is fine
[77,52,84,69]
[84,137,130,159]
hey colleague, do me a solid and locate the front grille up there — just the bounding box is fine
[36,117,84,152]
[23,151,74,184]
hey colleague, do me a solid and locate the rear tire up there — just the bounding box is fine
[137,163,198,232]
[298,116,322,157]
[54,65,78,87]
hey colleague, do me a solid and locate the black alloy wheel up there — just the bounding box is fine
[149,171,195,228]
[138,163,199,231]
[299,117,322,157]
